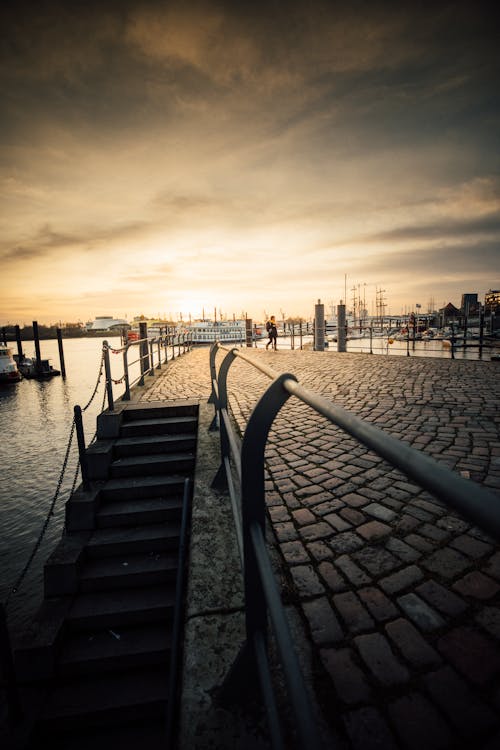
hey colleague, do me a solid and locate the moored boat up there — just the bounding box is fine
[16,356,61,379]
[0,343,22,383]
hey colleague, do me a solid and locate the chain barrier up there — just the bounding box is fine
[5,350,106,608]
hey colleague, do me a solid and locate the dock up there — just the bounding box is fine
[3,346,500,749]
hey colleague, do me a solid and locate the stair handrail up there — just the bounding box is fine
[208,341,500,750]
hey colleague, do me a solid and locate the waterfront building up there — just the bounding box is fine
[86,316,129,332]
[461,293,480,316]
[485,290,500,332]
[438,302,461,328]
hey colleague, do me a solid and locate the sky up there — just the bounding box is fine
[1,0,499,325]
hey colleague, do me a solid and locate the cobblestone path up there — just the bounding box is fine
[142,346,500,749]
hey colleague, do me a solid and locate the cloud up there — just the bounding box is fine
[356,213,500,245]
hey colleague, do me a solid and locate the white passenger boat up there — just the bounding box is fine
[0,344,22,383]
[187,320,249,344]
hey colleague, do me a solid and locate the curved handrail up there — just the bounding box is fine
[208,340,500,750]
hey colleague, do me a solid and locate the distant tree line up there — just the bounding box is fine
[0,324,111,340]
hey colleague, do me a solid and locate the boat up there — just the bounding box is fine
[186,320,249,344]
[0,344,22,384]
[16,356,61,379]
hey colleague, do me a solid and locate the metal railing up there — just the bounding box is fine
[102,331,193,411]
[208,341,500,750]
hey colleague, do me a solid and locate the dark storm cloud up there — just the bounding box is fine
[356,213,500,245]
[351,240,500,277]
[0,219,149,262]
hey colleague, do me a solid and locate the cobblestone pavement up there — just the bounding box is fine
[141,346,500,750]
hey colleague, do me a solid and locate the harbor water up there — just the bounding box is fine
[0,336,126,634]
[0,333,497,635]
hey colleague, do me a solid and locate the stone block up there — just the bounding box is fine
[96,407,124,439]
[64,485,101,531]
[85,440,114,480]
[396,593,445,632]
[343,706,398,750]
[385,618,441,668]
[320,647,371,704]
[303,597,343,645]
[388,692,453,750]
[354,632,409,686]
[358,586,398,622]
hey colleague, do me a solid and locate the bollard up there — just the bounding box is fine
[337,303,346,352]
[245,318,253,348]
[15,325,23,361]
[139,321,149,374]
[479,311,484,359]
[314,299,325,351]
[56,328,66,377]
[33,320,42,376]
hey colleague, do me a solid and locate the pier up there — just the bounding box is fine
[2,345,500,749]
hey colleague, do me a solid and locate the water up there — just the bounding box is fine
[0,336,126,633]
[255,332,498,360]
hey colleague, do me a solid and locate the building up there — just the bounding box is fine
[438,302,461,328]
[460,293,480,317]
[485,290,500,332]
[86,316,129,332]
[485,290,500,312]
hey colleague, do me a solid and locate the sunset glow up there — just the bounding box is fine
[1,0,499,325]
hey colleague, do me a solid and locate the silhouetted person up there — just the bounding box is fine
[266,315,278,350]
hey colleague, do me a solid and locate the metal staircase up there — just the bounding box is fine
[13,400,198,749]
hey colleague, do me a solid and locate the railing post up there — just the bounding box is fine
[157,338,161,369]
[148,339,155,376]
[217,373,298,704]
[122,344,131,400]
[241,373,296,634]
[74,405,90,490]
[211,348,238,491]
[103,341,114,411]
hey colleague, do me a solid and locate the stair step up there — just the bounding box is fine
[58,622,173,676]
[68,585,176,630]
[101,474,187,501]
[87,522,181,558]
[122,402,198,422]
[37,717,168,750]
[120,415,197,438]
[120,417,198,438]
[97,495,183,528]
[39,667,169,730]
[80,550,178,591]
[114,432,196,458]
[110,452,195,478]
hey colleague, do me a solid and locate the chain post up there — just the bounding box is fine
[103,341,114,410]
[74,405,90,490]
[122,343,131,400]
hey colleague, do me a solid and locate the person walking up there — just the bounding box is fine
[265,315,278,350]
